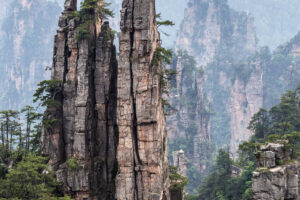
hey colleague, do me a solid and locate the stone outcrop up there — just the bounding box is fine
[228,62,263,158]
[170,150,188,200]
[173,150,187,177]
[167,51,211,172]
[116,0,169,198]
[42,0,169,199]
[41,0,119,199]
[252,142,299,200]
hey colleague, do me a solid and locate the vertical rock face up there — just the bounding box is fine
[42,0,118,199]
[175,0,256,67]
[173,0,261,158]
[252,143,299,200]
[173,150,187,177]
[0,0,61,109]
[116,0,169,199]
[228,62,263,158]
[42,0,169,199]
[167,50,212,190]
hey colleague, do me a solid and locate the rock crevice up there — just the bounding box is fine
[42,0,169,199]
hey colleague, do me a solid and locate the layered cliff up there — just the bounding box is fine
[116,0,169,198]
[175,0,256,67]
[170,0,259,182]
[0,0,61,109]
[42,0,169,199]
[167,50,213,191]
[42,0,118,198]
[252,142,299,200]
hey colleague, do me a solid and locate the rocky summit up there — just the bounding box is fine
[41,0,169,199]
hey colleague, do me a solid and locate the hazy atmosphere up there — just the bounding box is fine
[0,0,299,199]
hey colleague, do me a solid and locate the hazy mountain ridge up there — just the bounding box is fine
[0,0,60,109]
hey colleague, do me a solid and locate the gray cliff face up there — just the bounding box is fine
[172,0,258,162]
[175,0,256,67]
[42,0,169,199]
[173,0,264,158]
[116,0,169,198]
[173,150,187,177]
[0,0,61,109]
[42,0,118,199]
[167,51,211,170]
[167,50,213,191]
[252,143,299,200]
[227,62,263,158]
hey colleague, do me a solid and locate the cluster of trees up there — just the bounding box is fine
[0,106,41,156]
[0,105,73,199]
[0,76,69,199]
[0,103,72,199]
[185,85,300,199]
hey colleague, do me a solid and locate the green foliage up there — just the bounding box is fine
[283,132,300,159]
[0,106,71,199]
[33,80,62,107]
[0,154,68,199]
[190,150,255,200]
[156,13,175,27]
[169,165,188,192]
[67,156,82,171]
[231,63,254,85]
[248,86,300,140]
[152,47,173,66]
[247,108,269,140]
[189,86,300,199]
[71,0,114,41]
[267,134,281,142]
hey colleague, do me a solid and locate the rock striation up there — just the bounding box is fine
[175,0,256,67]
[252,142,299,200]
[42,0,169,199]
[42,0,118,199]
[167,51,211,170]
[173,0,259,159]
[116,0,169,198]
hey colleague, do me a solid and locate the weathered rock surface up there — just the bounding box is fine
[228,62,263,158]
[252,142,299,200]
[170,150,188,200]
[175,0,256,67]
[42,0,169,199]
[116,0,169,199]
[173,0,259,159]
[42,0,118,199]
[173,150,188,177]
[167,51,212,176]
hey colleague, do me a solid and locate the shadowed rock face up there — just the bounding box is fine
[42,0,169,199]
[42,0,118,199]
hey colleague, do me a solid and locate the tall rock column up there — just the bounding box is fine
[116,0,169,199]
[41,0,118,199]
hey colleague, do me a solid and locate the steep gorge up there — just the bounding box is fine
[172,0,300,161]
[168,0,259,189]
